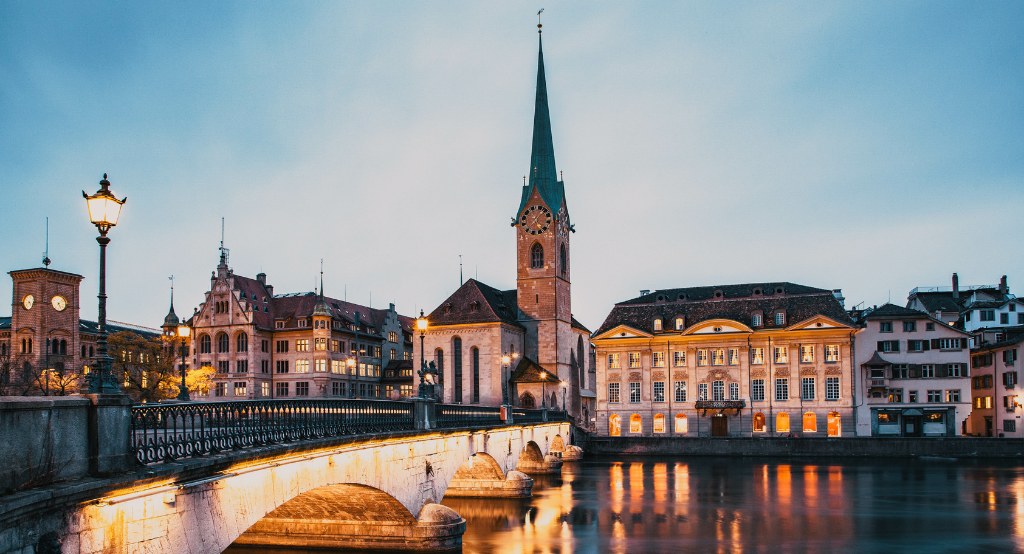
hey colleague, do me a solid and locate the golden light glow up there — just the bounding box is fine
[177,324,191,338]
[502,355,511,365]
[416,316,428,332]
[83,178,126,228]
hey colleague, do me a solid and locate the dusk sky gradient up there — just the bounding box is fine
[1,2,1021,331]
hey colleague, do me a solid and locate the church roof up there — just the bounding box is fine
[516,32,566,217]
[509,356,560,384]
[426,279,523,328]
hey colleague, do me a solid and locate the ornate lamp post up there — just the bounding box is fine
[416,310,428,373]
[501,354,511,404]
[539,371,548,409]
[176,324,190,400]
[560,380,568,412]
[83,174,126,394]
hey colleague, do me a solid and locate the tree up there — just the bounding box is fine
[108,331,178,403]
[186,365,216,398]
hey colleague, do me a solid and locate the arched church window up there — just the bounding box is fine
[471,347,480,403]
[520,392,535,409]
[531,243,544,269]
[199,334,211,354]
[452,337,463,403]
[560,244,567,277]
[60,339,67,355]
[236,333,248,352]
[216,333,229,353]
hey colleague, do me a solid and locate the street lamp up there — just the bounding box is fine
[346,356,356,397]
[560,380,568,412]
[540,371,548,409]
[501,354,511,404]
[83,174,126,394]
[416,310,428,373]
[176,324,190,400]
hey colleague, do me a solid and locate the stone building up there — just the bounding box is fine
[967,327,1024,437]
[196,250,413,400]
[853,303,972,437]
[907,273,1022,331]
[420,30,595,422]
[592,283,857,438]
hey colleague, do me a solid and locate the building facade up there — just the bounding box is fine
[853,304,971,437]
[966,327,1024,437]
[592,283,856,438]
[197,251,413,400]
[907,273,1021,332]
[420,30,595,423]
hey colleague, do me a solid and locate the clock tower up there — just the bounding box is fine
[515,26,573,399]
[9,266,84,378]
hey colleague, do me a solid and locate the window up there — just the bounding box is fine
[727,348,739,366]
[471,347,480,403]
[774,312,786,326]
[628,352,641,368]
[880,321,893,333]
[926,322,935,331]
[800,345,814,363]
[275,360,289,373]
[803,412,817,433]
[729,382,740,400]
[653,318,663,332]
[200,335,212,354]
[629,414,642,434]
[675,413,688,434]
[608,382,621,403]
[751,379,765,401]
[889,388,903,403]
[751,348,764,365]
[775,378,789,401]
[315,338,326,351]
[217,360,230,373]
[712,349,725,366]
[608,353,621,369]
[296,382,309,397]
[559,243,567,277]
[1000,313,1010,325]
[298,319,308,328]
[217,333,229,353]
[892,364,909,379]
[453,337,463,403]
[653,381,665,403]
[233,382,247,397]
[909,390,918,403]
[773,346,788,364]
[296,339,309,352]
[675,317,684,330]
[753,412,766,433]
[751,313,763,327]
[215,383,225,397]
[629,382,641,403]
[903,321,916,332]
[530,243,544,269]
[826,377,840,401]
[235,360,248,373]
[276,340,288,353]
[295,360,310,373]
[314,359,326,373]
[388,331,399,343]
[712,380,725,401]
[609,414,622,436]
[980,310,995,322]
[946,389,960,403]
[653,414,665,433]
[926,390,941,403]
[674,381,687,402]
[261,360,269,373]
[652,351,666,368]
[878,340,900,353]
[802,377,815,400]
[948,363,965,377]
[921,365,935,378]
[937,338,963,350]
[1019,314,1024,325]
[823,344,839,363]
[776,412,790,433]
[673,351,686,367]
[276,382,289,397]
[1005,349,1019,366]
[236,334,248,352]
[697,349,709,366]
[698,383,708,401]
[908,340,926,352]
[1004,420,1017,433]
[1004,371,1018,388]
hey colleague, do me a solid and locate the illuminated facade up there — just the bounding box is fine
[198,250,413,400]
[592,283,856,438]
[966,327,1024,437]
[853,303,971,436]
[420,30,595,422]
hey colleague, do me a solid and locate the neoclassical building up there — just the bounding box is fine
[421,28,595,422]
[592,283,856,438]
[194,250,413,400]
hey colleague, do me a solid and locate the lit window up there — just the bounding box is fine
[234,382,247,397]
[776,412,790,433]
[673,351,686,367]
[653,414,666,433]
[753,412,766,433]
[800,345,814,363]
[628,352,641,368]
[697,349,709,366]
[727,348,739,366]
[653,318,662,332]
[629,414,642,434]
[296,339,309,352]
[675,318,684,330]
[608,353,621,369]
[803,412,817,433]
[653,381,665,402]
[609,414,622,436]
[825,344,840,362]
[712,349,725,366]
[674,413,688,434]
[652,352,666,367]
[295,360,310,373]
[751,348,764,365]
[315,359,327,372]
[773,346,788,364]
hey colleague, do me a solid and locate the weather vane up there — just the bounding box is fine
[537,8,544,31]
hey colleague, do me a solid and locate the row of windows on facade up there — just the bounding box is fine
[195,333,386,358]
[877,320,940,333]
[607,345,842,369]
[13,338,72,355]
[528,242,568,276]
[970,393,1022,415]
[875,388,964,403]
[211,381,388,398]
[269,318,378,333]
[876,338,967,353]
[607,377,842,403]
[867,363,967,381]
[971,371,1019,390]
[965,309,1023,325]
[650,312,790,333]
[606,411,843,436]
[204,358,383,377]
[972,349,1019,368]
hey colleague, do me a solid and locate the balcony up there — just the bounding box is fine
[695,400,746,415]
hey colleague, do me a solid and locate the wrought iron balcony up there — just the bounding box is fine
[694,400,746,410]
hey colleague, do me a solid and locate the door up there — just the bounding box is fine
[711,414,728,437]
[904,416,921,437]
[984,416,993,437]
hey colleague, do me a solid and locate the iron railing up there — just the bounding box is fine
[436,404,502,428]
[130,399,414,464]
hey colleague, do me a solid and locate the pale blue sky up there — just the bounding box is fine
[1,2,1021,330]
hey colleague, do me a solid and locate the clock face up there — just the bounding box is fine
[52,295,67,312]
[519,205,553,235]
[22,295,34,310]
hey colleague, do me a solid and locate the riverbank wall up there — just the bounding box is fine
[585,437,1024,459]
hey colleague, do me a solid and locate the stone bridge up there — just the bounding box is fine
[0,396,580,553]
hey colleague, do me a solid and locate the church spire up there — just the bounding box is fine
[163,275,180,328]
[516,21,565,217]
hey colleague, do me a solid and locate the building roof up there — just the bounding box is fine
[0,317,10,331]
[863,303,926,319]
[516,32,566,218]
[973,326,1024,352]
[427,279,523,328]
[509,356,560,384]
[861,351,893,367]
[594,282,853,337]
[79,319,161,339]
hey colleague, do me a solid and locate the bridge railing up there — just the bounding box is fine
[130,399,415,464]
[436,404,502,428]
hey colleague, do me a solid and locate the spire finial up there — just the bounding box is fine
[42,216,51,267]
[218,217,230,267]
[319,258,325,300]
[537,8,544,32]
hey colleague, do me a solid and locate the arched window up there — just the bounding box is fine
[629,414,643,434]
[674,413,688,434]
[471,346,480,403]
[452,337,463,403]
[199,334,212,354]
[803,412,818,433]
[560,243,567,277]
[827,411,841,437]
[753,412,767,433]
[236,333,248,352]
[577,336,585,388]
[654,318,663,332]
[50,339,58,355]
[675,317,684,330]
[60,339,66,355]
[609,414,622,437]
[776,412,791,434]
[520,391,535,409]
[216,333,229,353]
[653,413,666,433]
[89,346,94,358]
[531,243,544,269]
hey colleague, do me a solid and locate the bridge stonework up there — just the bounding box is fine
[0,422,570,553]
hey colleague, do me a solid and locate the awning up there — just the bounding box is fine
[903,408,924,416]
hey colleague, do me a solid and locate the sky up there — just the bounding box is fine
[1,1,1022,331]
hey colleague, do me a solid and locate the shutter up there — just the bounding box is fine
[909,366,919,378]
[931,339,940,349]
[937,364,948,378]
[894,341,901,352]
[877,341,885,352]
[922,340,930,351]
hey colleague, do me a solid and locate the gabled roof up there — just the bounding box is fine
[232,274,275,329]
[426,279,522,328]
[594,282,853,337]
[861,351,893,367]
[865,303,929,319]
[571,316,590,333]
[509,356,559,384]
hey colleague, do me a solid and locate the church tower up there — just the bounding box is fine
[515,24,573,396]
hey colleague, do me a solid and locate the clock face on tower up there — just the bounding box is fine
[519,205,553,235]
[22,295,34,310]
[52,295,67,312]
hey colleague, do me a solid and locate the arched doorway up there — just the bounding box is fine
[803,412,818,433]
[753,412,766,433]
[674,413,688,434]
[827,411,841,437]
[609,414,622,437]
[519,392,535,408]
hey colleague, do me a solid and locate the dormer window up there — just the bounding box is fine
[752,312,763,327]
[774,311,786,326]
[444,303,453,315]
[653,318,663,332]
[275,321,284,329]
[298,319,308,328]
[470,301,481,313]
[675,317,684,330]
[775,286,784,294]
[753,288,763,296]
[713,290,723,299]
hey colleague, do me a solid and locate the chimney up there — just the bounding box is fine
[640,290,650,296]
[832,289,845,309]
[266,285,274,297]
[999,275,1008,296]
[952,273,959,299]
[257,272,266,285]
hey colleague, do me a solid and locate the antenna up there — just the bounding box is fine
[319,258,324,298]
[42,217,51,267]
[218,217,230,265]
[460,255,464,285]
[537,8,544,30]
[169,275,175,307]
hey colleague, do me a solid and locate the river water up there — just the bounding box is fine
[229,456,1024,553]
